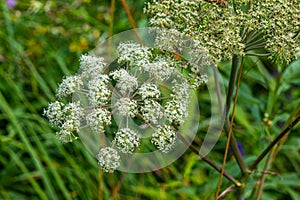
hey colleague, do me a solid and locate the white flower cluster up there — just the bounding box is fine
[112,128,140,154]
[45,54,111,144]
[145,0,300,63]
[45,41,205,172]
[88,74,111,106]
[115,97,138,117]
[164,100,187,125]
[143,56,175,81]
[110,69,138,95]
[164,80,190,124]
[96,147,120,173]
[56,75,83,100]
[117,42,151,68]
[140,99,164,124]
[80,54,106,79]
[151,125,177,153]
[190,74,208,88]
[44,101,64,127]
[150,28,189,53]
[86,108,111,133]
[171,80,189,102]
[44,101,84,142]
[138,82,161,100]
[189,40,214,71]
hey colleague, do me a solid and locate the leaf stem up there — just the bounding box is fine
[246,31,262,45]
[255,150,274,200]
[224,55,248,175]
[245,53,271,57]
[176,132,242,187]
[246,37,265,48]
[110,157,135,200]
[98,169,103,200]
[216,55,249,199]
[224,55,239,119]
[250,114,300,170]
[245,44,266,51]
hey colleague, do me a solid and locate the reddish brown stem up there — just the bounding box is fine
[120,0,142,44]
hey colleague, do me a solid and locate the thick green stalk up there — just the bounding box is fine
[224,55,248,175]
[218,55,250,200]
[224,55,239,119]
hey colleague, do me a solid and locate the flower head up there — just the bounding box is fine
[86,108,111,133]
[151,125,177,153]
[117,42,152,68]
[110,69,138,95]
[80,54,106,79]
[115,97,138,117]
[145,0,300,63]
[44,101,84,143]
[140,99,164,124]
[56,75,83,99]
[164,99,187,125]
[138,82,161,100]
[112,128,140,154]
[88,75,111,106]
[45,40,201,172]
[96,147,120,173]
[44,101,64,127]
[143,56,175,81]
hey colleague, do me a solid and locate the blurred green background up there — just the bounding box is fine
[0,0,299,199]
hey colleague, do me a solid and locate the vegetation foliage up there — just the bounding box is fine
[0,0,299,199]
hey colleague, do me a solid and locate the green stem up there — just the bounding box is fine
[245,44,266,51]
[250,114,300,170]
[176,132,241,187]
[255,150,274,200]
[224,55,248,175]
[232,0,237,13]
[246,31,262,44]
[245,53,271,57]
[225,55,239,118]
[246,37,265,48]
